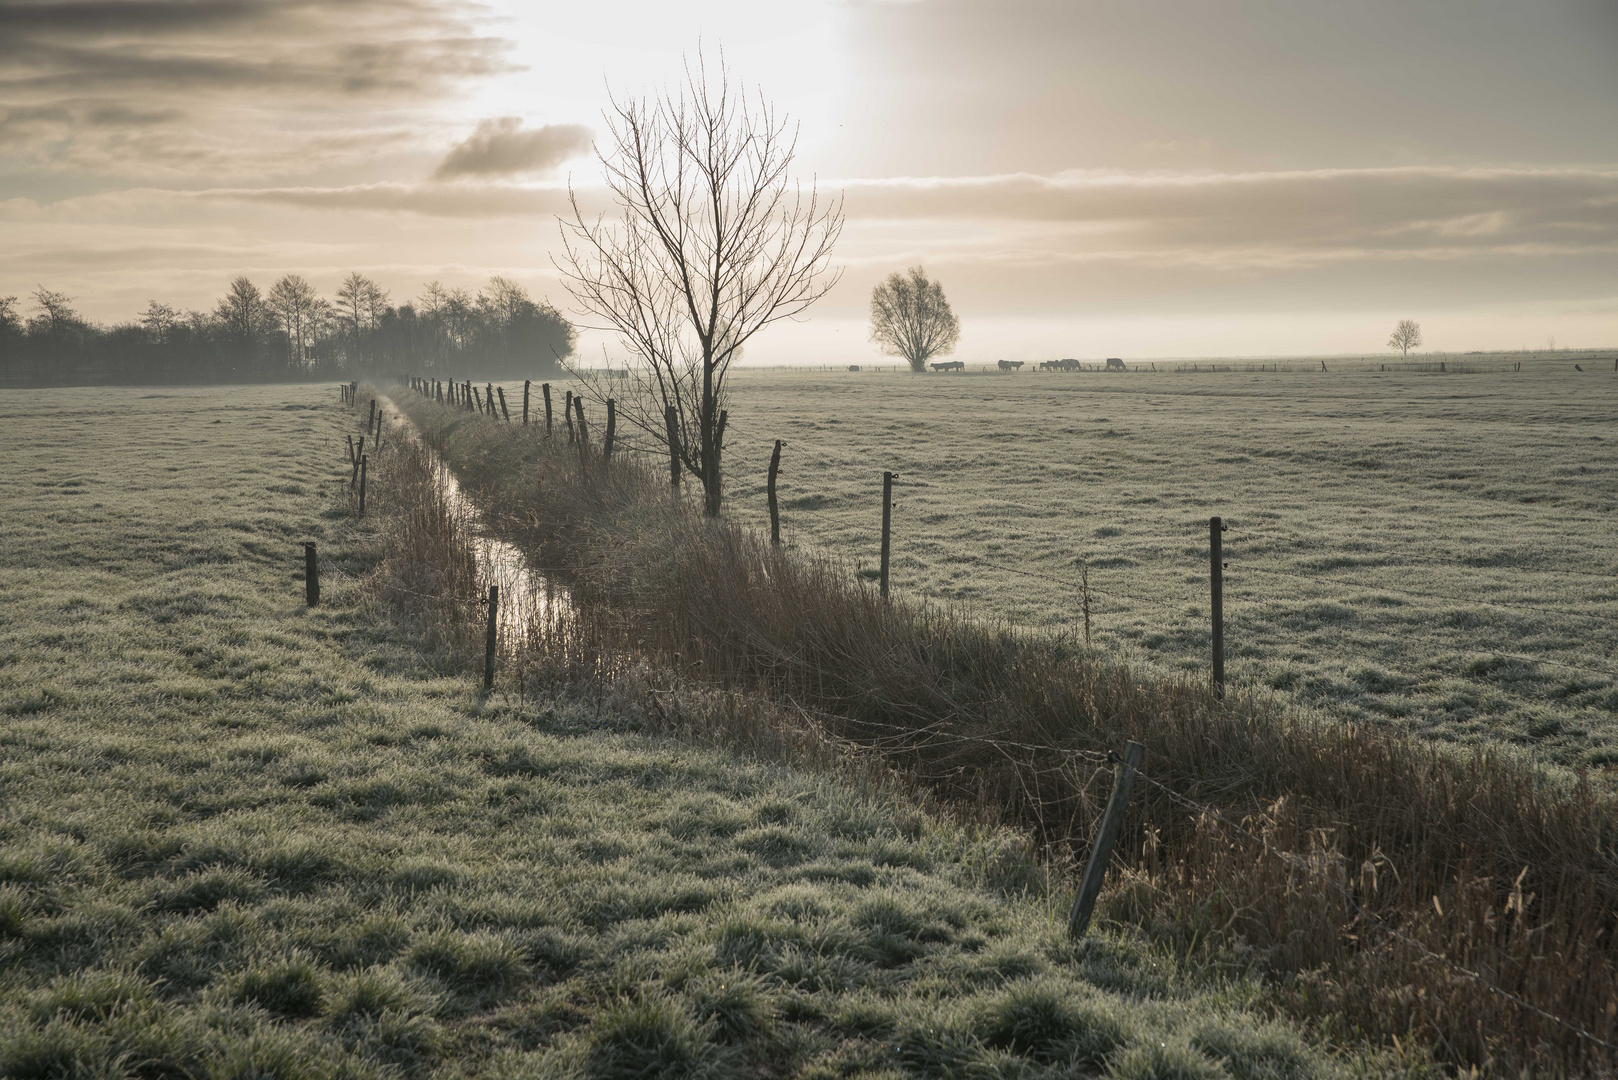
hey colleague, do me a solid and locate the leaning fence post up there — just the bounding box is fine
[664,405,681,488]
[483,584,499,693]
[880,470,894,599]
[346,434,355,464]
[304,542,319,607]
[564,391,575,443]
[1068,741,1145,938]
[367,399,376,433]
[522,380,530,426]
[542,383,553,436]
[603,398,616,473]
[350,437,365,487]
[1210,516,1225,699]
[497,386,510,422]
[573,395,588,444]
[767,439,783,544]
[358,455,368,516]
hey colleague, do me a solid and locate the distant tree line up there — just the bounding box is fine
[0,274,576,387]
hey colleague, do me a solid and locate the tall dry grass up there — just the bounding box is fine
[385,389,1618,1077]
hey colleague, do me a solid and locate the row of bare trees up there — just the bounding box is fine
[0,274,575,387]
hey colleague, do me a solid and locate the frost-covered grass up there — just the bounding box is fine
[0,387,1347,1079]
[698,365,1618,770]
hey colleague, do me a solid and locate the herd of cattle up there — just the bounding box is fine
[926,358,1128,372]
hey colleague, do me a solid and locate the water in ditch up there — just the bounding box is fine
[379,397,573,647]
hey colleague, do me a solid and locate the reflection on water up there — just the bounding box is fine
[381,398,572,645]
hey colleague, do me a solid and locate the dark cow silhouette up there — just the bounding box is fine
[997,359,1024,371]
[931,360,966,372]
[1039,358,1082,372]
[1105,357,1125,370]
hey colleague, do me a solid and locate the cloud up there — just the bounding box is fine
[433,118,592,180]
[193,180,577,218]
[0,0,515,176]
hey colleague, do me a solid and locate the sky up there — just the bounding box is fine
[1,0,1616,362]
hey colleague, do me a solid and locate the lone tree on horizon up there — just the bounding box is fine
[870,267,960,372]
[1388,318,1422,358]
[558,52,844,516]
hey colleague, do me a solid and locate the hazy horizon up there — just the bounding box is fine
[3,0,1616,361]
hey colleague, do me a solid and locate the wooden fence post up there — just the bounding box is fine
[304,542,319,607]
[1210,516,1225,699]
[483,584,498,693]
[497,387,510,422]
[1067,741,1145,938]
[346,434,355,464]
[367,399,375,433]
[574,395,589,447]
[603,398,616,474]
[350,437,365,487]
[522,380,530,426]
[358,455,368,516]
[564,391,575,443]
[542,383,553,436]
[767,440,783,545]
[880,470,893,600]
[664,405,681,488]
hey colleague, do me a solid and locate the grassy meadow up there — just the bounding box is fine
[0,387,1348,1079]
[682,362,1618,771]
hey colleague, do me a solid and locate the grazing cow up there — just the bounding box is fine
[848,365,861,372]
[930,360,966,372]
[1105,357,1125,370]
[997,359,1024,372]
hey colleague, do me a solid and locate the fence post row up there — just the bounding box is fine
[767,440,783,545]
[664,405,681,488]
[304,542,319,607]
[1068,741,1146,939]
[1210,515,1225,699]
[483,584,499,693]
[880,470,894,600]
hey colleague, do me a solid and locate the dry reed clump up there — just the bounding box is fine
[348,388,485,667]
[386,389,1618,1078]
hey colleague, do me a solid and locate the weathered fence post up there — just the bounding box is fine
[1067,741,1145,939]
[346,434,355,464]
[1210,516,1225,699]
[358,455,368,516]
[350,437,365,487]
[483,584,498,693]
[522,380,530,426]
[542,383,553,436]
[367,399,376,433]
[664,405,681,488]
[486,384,494,417]
[603,398,616,474]
[880,470,894,600]
[497,387,510,422]
[573,395,588,444]
[767,439,783,545]
[304,542,319,607]
[564,391,575,443]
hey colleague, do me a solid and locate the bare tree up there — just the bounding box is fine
[140,300,180,344]
[557,53,843,516]
[267,274,319,366]
[336,272,383,367]
[1387,318,1422,358]
[870,266,961,372]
